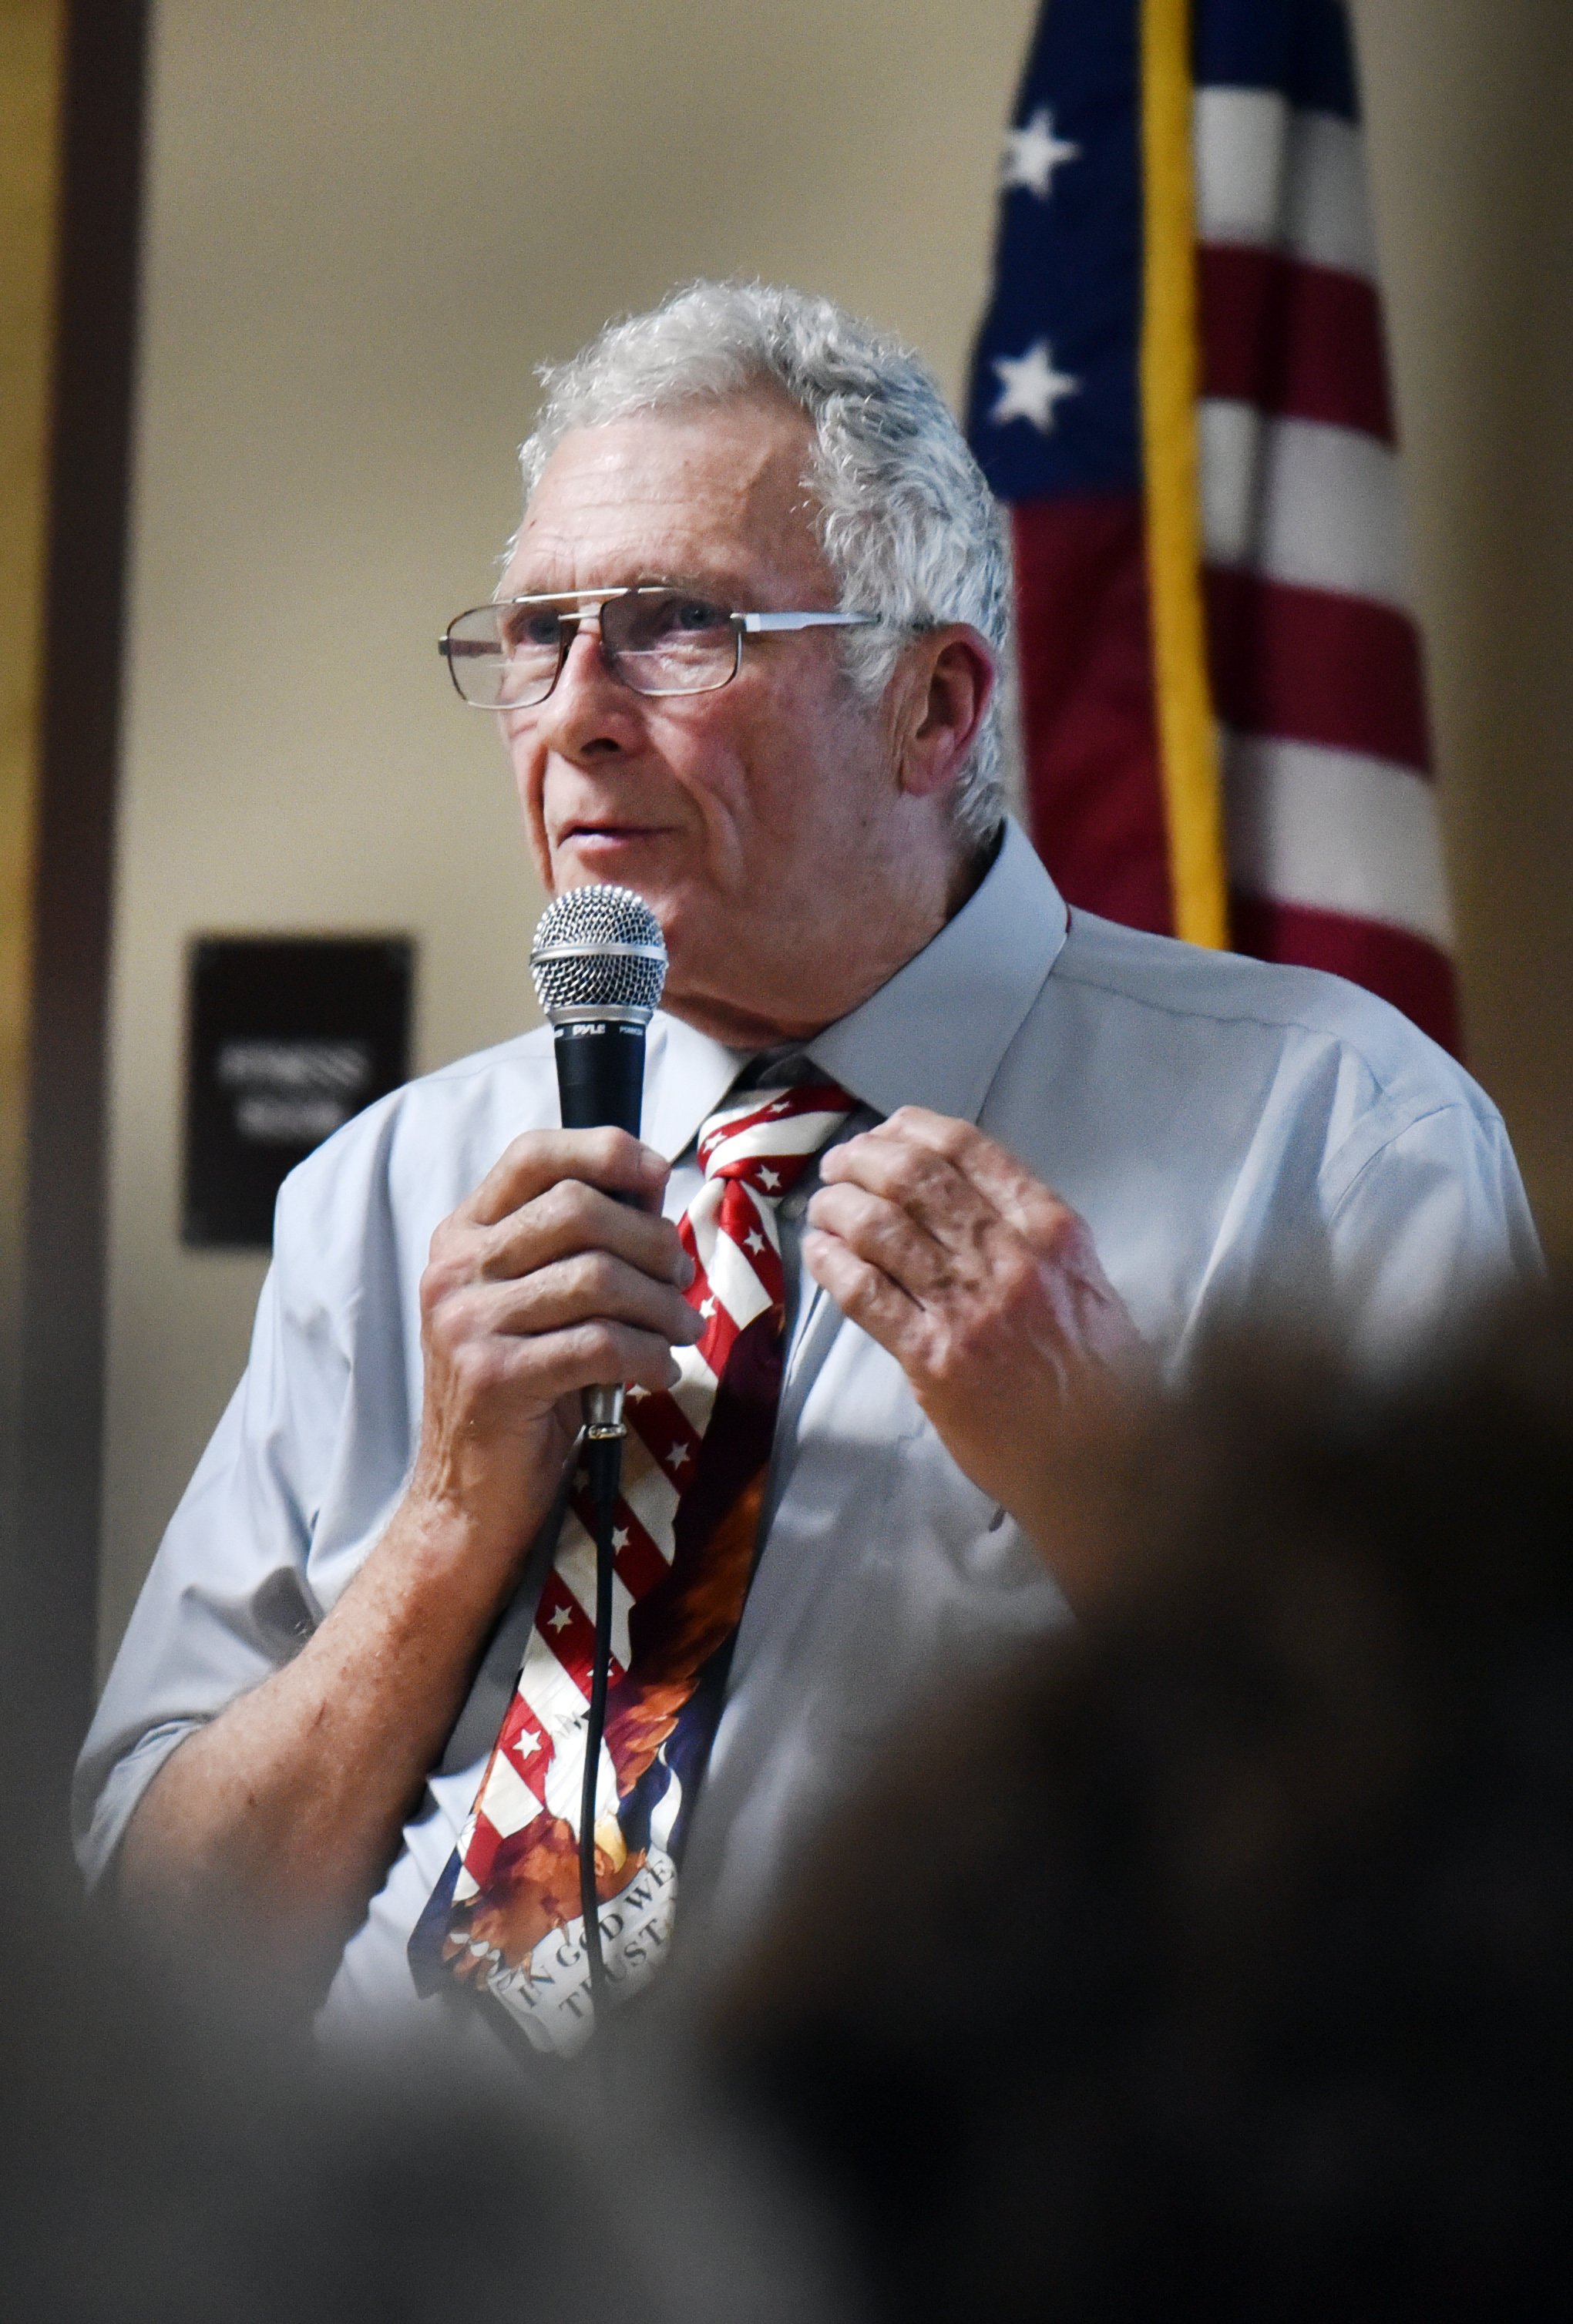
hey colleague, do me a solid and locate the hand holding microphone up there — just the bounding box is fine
[407,885,695,1602]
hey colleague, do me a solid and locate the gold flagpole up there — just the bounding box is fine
[1139,0,1229,949]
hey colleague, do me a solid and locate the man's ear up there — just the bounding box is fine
[893,626,997,800]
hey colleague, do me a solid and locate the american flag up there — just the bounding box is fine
[967,0,1459,1053]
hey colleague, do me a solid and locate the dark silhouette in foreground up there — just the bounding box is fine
[706,1287,1573,2322]
[0,1925,849,2324]
[13,1287,1573,2321]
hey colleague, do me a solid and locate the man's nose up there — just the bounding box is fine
[532,614,640,755]
[560,610,611,683]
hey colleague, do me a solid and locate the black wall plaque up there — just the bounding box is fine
[183,936,413,1249]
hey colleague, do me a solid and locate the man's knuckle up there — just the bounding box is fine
[942,1304,1000,1372]
[882,1149,928,1199]
[425,1285,470,1348]
[998,1248,1040,1307]
[567,1248,617,1304]
[821,1249,864,1301]
[632,1339,678,1388]
[532,1177,583,1236]
[528,1181,566,1234]
[576,1319,623,1371]
[448,1332,496,1390]
[469,1218,516,1278]
[424,1224,476,1283]
[915,1319,957,1382]
[591,1125,637,1170]
[1034,1199,1075,1251]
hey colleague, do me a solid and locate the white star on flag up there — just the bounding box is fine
[626,1385,648,1402]
[547,1604,572,1633]
[1001,106,1080,197]
[667,1442,689,1471]
[991,341,1079,432]
[513,1728,540,1758]
[758,1167,781,1190]
[700,1295,716,1317]
[612,1526,628,1551]
[744,1228,766,1254]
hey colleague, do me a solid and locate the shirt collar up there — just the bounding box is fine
[807,817,1067,1124]
[642,818,1068,1157]
[642,1013,752,1164]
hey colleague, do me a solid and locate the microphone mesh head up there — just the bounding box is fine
[530,884,667,1015]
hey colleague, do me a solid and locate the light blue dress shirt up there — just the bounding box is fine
[76,823,1538,2032]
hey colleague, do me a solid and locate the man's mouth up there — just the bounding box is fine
[559,821,671,847]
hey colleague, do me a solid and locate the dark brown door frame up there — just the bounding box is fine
[6,0,150,1877]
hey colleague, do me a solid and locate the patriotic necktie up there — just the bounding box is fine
[409,1078,854,2052]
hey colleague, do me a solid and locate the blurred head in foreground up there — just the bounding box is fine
[704,1284,1573,2322]
[0,1932,844,2323]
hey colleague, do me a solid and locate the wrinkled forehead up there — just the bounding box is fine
[502,393,834,601]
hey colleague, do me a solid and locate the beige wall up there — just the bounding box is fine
[1351,0,1573,1257]
[100,0,1573,1661]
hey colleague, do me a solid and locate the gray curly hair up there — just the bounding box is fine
[514,280,1014,848]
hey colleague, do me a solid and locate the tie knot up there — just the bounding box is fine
[696,1082,854,1197]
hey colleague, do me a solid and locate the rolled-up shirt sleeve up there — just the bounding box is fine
[73,1224,350,1887]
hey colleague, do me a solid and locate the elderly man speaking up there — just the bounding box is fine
[78,284,1536,2051]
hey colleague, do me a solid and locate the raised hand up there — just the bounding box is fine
[803,1106,1144,1580]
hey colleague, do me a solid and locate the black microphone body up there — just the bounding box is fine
[552,1018,647,1140]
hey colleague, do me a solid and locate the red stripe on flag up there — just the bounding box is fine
[717,1182,785,1309]
[625,1386,704,1491]
[610,1501,670,1600]
[1205,567,1433,776]
[697,1099,780,1165]
[566,1487,669,1600]
[464,1808,506,1890]
[535,1570,619,1696]
[497,1695,548,1803]
[698,1086,847,1169]
[1230,892,1460,1056]
[1012,495,1173,935]
[678,1253,741,1379]
[1198,246,1395,443]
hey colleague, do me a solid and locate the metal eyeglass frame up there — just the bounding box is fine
[438,585,881,709]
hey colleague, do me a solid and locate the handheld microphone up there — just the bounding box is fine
[529,882,667,2025]
[530,883,669,1446]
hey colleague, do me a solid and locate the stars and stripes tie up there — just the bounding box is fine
[408,1079,854,2053]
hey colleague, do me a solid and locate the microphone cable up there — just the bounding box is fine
[576,1425,623,2023]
